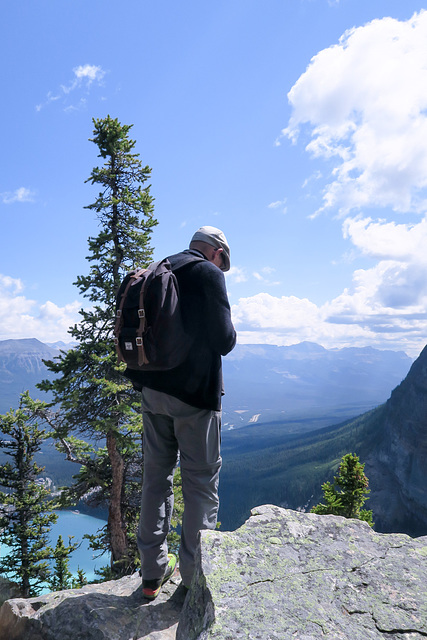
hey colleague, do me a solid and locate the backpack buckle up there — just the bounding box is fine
[138,309,145,318]
[136,337,143,346]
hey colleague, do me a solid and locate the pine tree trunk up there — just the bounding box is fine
[106,431,128,568]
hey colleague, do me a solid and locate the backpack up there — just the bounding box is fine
[114,254,203,371]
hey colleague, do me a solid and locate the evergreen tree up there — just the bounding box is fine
[39,115,158,574]
[72,567,87,589]
[48,535,78,592]
[0,392,58,597]
[311,453,374,526]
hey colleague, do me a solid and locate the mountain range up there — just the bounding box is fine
[0,337,413,426]
[0,338,60,414]
[222,341,412,430]
[219,344,427,537]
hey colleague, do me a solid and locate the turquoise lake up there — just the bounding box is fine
[49,510,109,581]
[1,510,109,586]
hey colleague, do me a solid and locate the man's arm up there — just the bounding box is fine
[202,262,236,356]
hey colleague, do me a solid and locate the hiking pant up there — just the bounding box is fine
[137,387,222,587]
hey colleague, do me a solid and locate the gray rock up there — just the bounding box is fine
[0,576,21,606]
[177,505,427,639]
[0,570,187,640]
[2,506,427,639]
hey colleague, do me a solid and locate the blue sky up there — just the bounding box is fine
[2,0,427,357]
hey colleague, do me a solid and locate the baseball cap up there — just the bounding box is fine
[190,226,231,272]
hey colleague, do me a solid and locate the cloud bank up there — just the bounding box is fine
[233,11,427,357]
[282,10,427,216]
[0,275,80,344]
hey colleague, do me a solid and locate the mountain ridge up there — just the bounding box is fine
[0,338,413,421]
[220,343,427,536]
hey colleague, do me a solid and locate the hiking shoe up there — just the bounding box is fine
[142,554,177,600]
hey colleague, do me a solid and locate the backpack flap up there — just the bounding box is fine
[114,258,194,372]
[114,267,152,368]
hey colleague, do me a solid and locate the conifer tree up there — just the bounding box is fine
[72,567,87,589]
[311,453,374,526]
[0,392,58,597]
[39,115,158,574]
[48,535,78,592]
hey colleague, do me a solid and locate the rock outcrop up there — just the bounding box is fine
[1,505,427,639]
[0,570,187,640]
[0,577,21,606]
[177,505,427,639]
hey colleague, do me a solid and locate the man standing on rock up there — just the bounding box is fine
[135,226,236,599]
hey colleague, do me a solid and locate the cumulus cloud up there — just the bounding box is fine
[343,215,427,261]
[0,274,81,343]
[232,284,426,356]
[36,64,106,112]
[1,187,35,204]
[232,293,373,351]
[232,218,427,356]
[250,11,427,356]
[282,10,427,216]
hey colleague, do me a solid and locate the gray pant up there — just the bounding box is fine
[137,387,222,587]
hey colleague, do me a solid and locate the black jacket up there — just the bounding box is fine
[129,249,236,411]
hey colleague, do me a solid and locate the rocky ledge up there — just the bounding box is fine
[1,505,427,639]
[178,505,427,639]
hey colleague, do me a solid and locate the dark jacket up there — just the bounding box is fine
[128,249,236,411]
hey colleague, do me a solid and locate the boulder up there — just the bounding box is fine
[177,505,427,639]
[0,569,187,640]
[0,576,21,606]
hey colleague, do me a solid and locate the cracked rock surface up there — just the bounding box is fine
[177,505,427,640]
[0,569,187,640]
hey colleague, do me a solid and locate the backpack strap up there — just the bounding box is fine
[114,273,135,364]
[135,268,151,367]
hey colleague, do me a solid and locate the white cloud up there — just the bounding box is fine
[226,266,247,284]
[343,215,427,261]
[36,64,106,112]
[61,64,105,94]
[73,64,105,84]
[1,187,35,204]
[249,11,427,357]
[0,275,81,343]
[232,292,372,351]
[282,11,427,215]
[0,275,24,294]
[252,267,280,286]
[232,291,426,356]
[268,198,287,214]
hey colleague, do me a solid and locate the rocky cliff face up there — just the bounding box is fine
[365,345,427,535]
[1,505,426,640]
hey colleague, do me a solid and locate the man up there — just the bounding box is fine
[136,225,236,599]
